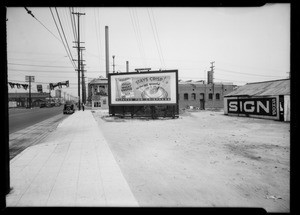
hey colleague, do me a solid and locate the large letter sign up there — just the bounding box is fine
[227,97,277,116]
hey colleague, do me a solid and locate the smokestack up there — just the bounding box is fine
[126,61,129,73]
[105,26,109,78]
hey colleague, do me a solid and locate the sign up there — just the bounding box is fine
[227,97,277,116]
[109,70,178,105]
[25,76,35,82]
[37,84,43,93]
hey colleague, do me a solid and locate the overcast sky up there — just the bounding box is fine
[6,4,290,98]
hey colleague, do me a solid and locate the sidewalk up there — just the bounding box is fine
[6,110,139,207]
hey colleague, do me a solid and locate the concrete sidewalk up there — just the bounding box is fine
[6,110,138,207]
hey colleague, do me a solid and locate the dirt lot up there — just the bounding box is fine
[92,109,290,212]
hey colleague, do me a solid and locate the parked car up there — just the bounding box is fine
[63,101,75,114]
[40,102,46,108]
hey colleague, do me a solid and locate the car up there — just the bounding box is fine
[63,101,75,114]
[40,103,46,108]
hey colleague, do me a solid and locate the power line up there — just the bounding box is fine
[8,62,74,68]
[54,8,76,68]
[129,8,147,67]
[216,68,285,78]
[24,7,62,44]
[94,8,102,71]
[147,8,164,69]
[129,9,143,66]
[70,7,78,42]
[49,7,76,69]
[8,68,77,73]
[149,8,165,69]
[134,8,147,67]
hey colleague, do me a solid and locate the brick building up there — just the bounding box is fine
[178,80,236,109]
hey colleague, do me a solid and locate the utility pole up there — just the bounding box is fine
[72,12,85,110]
[112,55,115,73]
[105,26,110,78]
[81,49,87,104]
[28,77,31,108]
[25,76,34,108]
[210,61,215,109]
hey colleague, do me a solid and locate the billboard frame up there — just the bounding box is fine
[108,70,179,118]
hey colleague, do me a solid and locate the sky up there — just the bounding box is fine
[6,4,290,99]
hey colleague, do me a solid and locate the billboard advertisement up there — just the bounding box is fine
[109,70,178,105]
[227,97,277,116]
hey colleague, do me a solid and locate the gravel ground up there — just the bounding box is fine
[92,109,290,212]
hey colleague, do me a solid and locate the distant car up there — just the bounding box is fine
[40,103,46,108]
[63,101,75,114]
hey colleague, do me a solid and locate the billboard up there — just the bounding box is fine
[227,97,277,116]
[109,70,178,105]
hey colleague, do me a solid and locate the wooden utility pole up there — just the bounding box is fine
[72,12,85,110]
[81,49,87,104]
[28,77,31,108]
[210,61,215,109]
[105,26,110,78]
[112,55,115,73]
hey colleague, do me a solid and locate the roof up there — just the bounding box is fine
[89,78,108,85]
[225,79,290,97]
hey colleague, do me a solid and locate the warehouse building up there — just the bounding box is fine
[8,92,50,108]
[224,79,290,121]
[178,80,236,109]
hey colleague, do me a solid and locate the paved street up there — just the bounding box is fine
[9,113,70,160]
[9,106,68,134]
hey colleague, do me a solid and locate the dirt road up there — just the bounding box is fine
[93,109,289,212]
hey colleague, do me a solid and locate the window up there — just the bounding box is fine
[200,93,205,100]
[94,102,101,107]
[216,93,220,100]
[208,93,213,100]
[191,93,196,100]
[184,93,188,100]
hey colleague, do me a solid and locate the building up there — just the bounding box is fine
[224,79,290,121]
[55,89,62,98]
[8,92,50,108]
[87,77,108,109]
[178,80,236,109]
[88,73,236,110]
